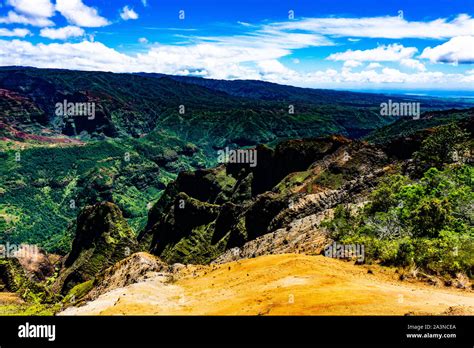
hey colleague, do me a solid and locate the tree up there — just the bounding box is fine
[410,198,451,238]
[413,123,469,177]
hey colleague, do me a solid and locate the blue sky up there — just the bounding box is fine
[0,0,473,90]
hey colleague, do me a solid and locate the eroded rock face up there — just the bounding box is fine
[12,245,57,282]
[212,210,334,264]
[143,135,391,265]
[54,202,138,294]
[149,192,220,259]
[253,135,351,194]
[85,252,170,301]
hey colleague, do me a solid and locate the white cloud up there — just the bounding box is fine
[141,0,148,7]
[0,38,471,90]
[420,36,474,64]
[0,27,31,37]
[400,58,426,71]
[237,21,252,27]
[40,26,85,40]
[0,40,133,71]
[0,38,284,80]
[258,59,293,74]
[0,10,54,27]
[56,0,109,27]
[335,67,447,85]
[6,0,54,18]
[257,59,299,83]
[1,0,54,27]
[120,6,138,21]
[328,44,418,62]
[343,60,362,68]
[366,62,382,69]
[269,14,474,39]
[292,58,300,64]
[198,22,333,52]
[0,13,473,90]
[135,43,273,79]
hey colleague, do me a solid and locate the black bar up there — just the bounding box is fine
[0,316,472,347]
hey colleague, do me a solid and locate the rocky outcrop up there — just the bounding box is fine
[244,135,351,195]
[149,192,221,263]
[143,135,391,265]
[84,252,171,301]
[268,168,387,232]
[212,209,333,264]
[12,245,57,282]
[53,202,138,294]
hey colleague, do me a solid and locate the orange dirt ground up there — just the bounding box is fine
[60,254,474,316]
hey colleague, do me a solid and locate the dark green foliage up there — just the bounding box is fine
[410,198,451,238]
[413,123,470,176]
[0,131,207,253]
[0,258,54,303]
[0,66,414,146]
[366,175,410,214]
[366,108,474,144]
[324,165,474,277]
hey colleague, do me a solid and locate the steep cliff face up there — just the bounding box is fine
[250,136,351,195]
[142,135,391,264]
[54,202,138,294]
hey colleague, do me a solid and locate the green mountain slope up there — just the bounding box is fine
[1,66,458,146]
[1,67,472,254]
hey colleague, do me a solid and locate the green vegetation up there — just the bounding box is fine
[324,165,473,278]
[0,257,58,313]
[53,202,139,294]
[365,108,474,144]
[413,123,470,177]
[160,222,229,264]
[0,131,208,254]
[0,302,62,316]
[0,67,471,254]
[323,122,474,279]
[0,67,421,145]
[63,280,94,304]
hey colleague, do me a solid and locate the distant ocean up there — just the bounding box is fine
[347,89,474,99]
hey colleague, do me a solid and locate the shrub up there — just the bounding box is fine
[413,123,469,177]
[325,164,473,279]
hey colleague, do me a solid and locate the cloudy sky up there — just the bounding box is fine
[0,0,473,90]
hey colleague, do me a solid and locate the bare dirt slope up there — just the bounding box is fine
[60,254,474,316]
[0,292,23,305]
